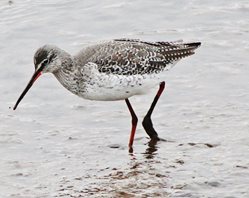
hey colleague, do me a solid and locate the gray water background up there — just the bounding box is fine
[0,0,249,197]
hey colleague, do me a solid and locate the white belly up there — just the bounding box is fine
[79,73,163,101]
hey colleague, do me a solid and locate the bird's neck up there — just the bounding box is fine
[53,56,80,95]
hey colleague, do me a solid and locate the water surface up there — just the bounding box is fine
[0,0,249,197]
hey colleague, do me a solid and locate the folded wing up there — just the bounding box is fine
[84,39,201,76]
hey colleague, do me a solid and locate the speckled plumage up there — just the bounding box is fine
[33,39,201,101]
[77,39,199,75]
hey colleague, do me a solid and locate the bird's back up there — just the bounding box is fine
[75,39,201,76]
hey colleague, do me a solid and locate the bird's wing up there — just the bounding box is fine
[84,39,201,76]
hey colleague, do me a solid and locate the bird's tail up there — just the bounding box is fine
[183,42,201,51]
[158,41,201,61]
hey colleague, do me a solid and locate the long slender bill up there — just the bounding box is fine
[13,70,42,110]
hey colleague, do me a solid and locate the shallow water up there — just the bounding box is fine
[0,0,249,197]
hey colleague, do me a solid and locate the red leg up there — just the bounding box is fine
[125,98,138,152]
[142,81,165,140]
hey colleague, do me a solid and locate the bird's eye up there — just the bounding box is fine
[42,59,49,66]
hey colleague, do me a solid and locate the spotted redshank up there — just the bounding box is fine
[13,39,201,151]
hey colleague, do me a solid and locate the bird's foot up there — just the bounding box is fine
[142,116,159,139]
[128,146,133,153]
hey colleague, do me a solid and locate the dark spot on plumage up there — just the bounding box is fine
[126,91,129,93]
[102,68,106,72]
[110,61,117,66]
[126,71,132,75]
[135,63,142,70]
[110,67,115,73]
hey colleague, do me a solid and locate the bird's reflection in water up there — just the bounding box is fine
[128,138,163,161]
[120,138,167,197]
[144,138,159,159]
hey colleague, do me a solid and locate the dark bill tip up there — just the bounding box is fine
[13,71,42,110]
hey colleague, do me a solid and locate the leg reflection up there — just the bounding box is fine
[144,138,160,159]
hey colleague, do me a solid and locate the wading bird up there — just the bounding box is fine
[13,39,201,152]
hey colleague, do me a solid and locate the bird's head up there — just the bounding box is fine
[34,45,63,73]
[13,45,68,110]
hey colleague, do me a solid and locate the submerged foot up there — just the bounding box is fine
[129,146,133,153]
[142,115,160,140]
